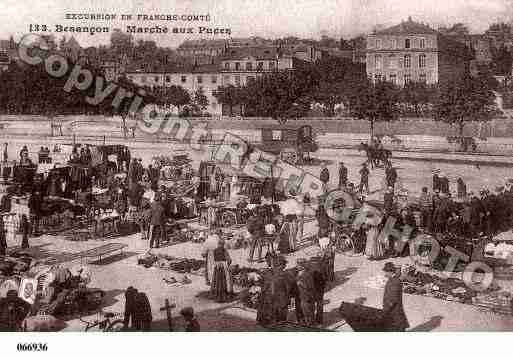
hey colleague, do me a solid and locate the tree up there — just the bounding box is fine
[434,74,498,143]
[491,45,513,76]
[312,56,365,116]
[438,23,469,37]
[399,81,438,116]
[346,79,400,138]
[241,63,318,120]
[152,85,191,110]
[192,87,209,114]
[213,85,242,116]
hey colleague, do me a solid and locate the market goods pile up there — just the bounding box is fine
[137,251,205,275]
[0,252,104,330]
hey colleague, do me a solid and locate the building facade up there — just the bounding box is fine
[366,18,471,86]
[125,48,297,115]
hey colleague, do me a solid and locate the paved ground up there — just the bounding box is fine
[4,137,513,331]
[8,223,513,332]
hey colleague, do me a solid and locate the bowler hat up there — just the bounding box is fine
[382,262,397,273]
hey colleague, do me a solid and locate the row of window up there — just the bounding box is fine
[128,74,257,86]
[374,37,428,50]
[223,61,276,71]
[373,73,427,83]
[374,54,427,69]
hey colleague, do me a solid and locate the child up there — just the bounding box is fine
[180,307,200,332]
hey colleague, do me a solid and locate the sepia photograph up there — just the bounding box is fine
[1,0,513,356]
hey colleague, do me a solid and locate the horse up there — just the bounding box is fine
[358,142,392,168]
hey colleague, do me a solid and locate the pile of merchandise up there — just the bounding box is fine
[400,265,499,304]
[0,253,104,320]
[472,291,513,315]
[137,252,205,275]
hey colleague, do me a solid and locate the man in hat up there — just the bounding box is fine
[123,286,138,330]
[0,215,6,256]
[247,209,265,262]
[297,258,325,326]
[320,165,330,192]
[148,192,167,248]
[419,187,433,231]
[2,143,7,162]
[433,192,450,235]
[338,162,348,189]
[382,262,409,331]
[385,162,397,189]
[432,170,441,193]
[180,307,200,332]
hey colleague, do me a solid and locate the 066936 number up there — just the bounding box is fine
[17,343,48,351]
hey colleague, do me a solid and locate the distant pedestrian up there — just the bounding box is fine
[148,193,166,249]
[2,143,8,162]
[21,215,30,249]
[0,216,6,256]
[457,178,466,198]
[320,165,330,192]
[338,162,348,189]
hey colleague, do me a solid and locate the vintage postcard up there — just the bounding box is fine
[1,0,513,355]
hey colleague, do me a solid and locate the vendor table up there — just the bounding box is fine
[94,215,120,239]
[79,243,128,264]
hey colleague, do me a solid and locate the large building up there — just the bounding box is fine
[366,17,471,86]
[125,46,298,115]
[177,37,322,63]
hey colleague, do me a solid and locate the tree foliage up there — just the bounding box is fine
[434,74,498,136]
[346,79,400,136]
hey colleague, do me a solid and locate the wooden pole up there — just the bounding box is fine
[159,299,175,331]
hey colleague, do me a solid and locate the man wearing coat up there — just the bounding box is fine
[382,262,409,331]
[338,162,348,189]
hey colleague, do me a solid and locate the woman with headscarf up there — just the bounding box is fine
[280,189,302,253]
[201,231,219,285]
[210,238,233,303]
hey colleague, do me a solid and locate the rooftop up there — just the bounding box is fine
[126,62,221,74]
[221,46,280,61]
[375,17,437,35]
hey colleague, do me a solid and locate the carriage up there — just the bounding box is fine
[256,124,318,165]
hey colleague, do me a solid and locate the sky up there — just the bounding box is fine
[1,0,512,48]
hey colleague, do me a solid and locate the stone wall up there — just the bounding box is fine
[2,115,513,154]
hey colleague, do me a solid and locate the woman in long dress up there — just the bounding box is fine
[201,232,219,285]
[364,223,385,260]
[210,239,233,303]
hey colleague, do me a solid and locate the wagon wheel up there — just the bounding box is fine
[221,211,237,227]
